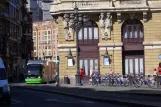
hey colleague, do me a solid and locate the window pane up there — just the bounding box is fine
[94,27,98,39]
[125,59,128,75]
[84,60,88,76]
[140,58,143,74]
[135,58,139,74]
[129,59,133,74]
[78,29,82,40]
[89,28,92,40]
[48,36,51,40]
[90,59,93,71]
[94,59,98,72]
[139,26,143,38]
[123,26,127,38]
[79,60,83,69]
[128,26,132,38]
[133,26,137,38]
[84,28,87,40]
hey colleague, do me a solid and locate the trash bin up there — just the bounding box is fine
[64,75,70,84]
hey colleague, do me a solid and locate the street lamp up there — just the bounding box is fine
[73,4,81,86]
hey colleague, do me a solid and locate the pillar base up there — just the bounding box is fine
[75,74,81,86]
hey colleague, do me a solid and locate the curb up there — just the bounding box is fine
[117,92,161,97]
[17,86,157,107]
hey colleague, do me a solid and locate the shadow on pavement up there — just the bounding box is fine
[9,83,161,107]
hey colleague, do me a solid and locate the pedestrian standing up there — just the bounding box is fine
[54,70,58,85]
[80,68,85,85]
[89,68,94,85]
[157,62,161,85]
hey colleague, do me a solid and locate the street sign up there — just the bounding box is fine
[158,54,161,59]
[56,60,59,64]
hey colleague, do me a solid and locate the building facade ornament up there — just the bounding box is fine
[143,12,148,22]
[129,12,136,19]
[117,12,121,24]
[63,14,75,41]
[99,13,112,40]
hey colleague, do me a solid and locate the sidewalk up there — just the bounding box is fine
[12,83,161,107]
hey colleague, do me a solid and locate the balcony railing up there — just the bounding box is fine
[122,38,143,44]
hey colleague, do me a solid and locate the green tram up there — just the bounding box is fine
[25,60,55,84]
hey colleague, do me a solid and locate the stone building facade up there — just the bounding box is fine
[50,0,161,84]
[32,20,58,62]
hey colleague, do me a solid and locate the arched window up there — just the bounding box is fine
[78,20,98,44]
[122,19,143,43]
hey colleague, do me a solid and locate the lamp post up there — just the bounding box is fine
[74,4,81,86]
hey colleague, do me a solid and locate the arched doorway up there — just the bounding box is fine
[122,19,144,75]
[78,20,99,76]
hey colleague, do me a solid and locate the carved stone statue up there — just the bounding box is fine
[63,17,69,40]
[67,19,74,41]
[104,13,112,39]
[99,13,112,40]
[63,14,75,41]
[99,13,105,39]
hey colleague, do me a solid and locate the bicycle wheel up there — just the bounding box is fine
[124,80,129,87]
[113,79,117,86]
[100,79,106,86]
[105,79,110,86]
[134,79,142,88]
[148,79,156,88]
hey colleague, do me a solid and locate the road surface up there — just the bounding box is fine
[0,87,127,107]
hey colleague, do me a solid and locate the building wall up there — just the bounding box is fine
[27,0,43,21]
[33,20,58,62]
[57,11,161,83]
[144,12,161,75]
[42,2,53,20]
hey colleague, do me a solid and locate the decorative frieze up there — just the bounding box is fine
[121,0,144,5]
[99,13,112,40]
[73,1,99,8]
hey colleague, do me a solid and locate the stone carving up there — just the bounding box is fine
[143,12,148,22]
[99,13,112,40]
[67,17,74,41]
[120,0,147,7]
[63,14,75,41]
[117,12,121,24]
[129,13,136,19]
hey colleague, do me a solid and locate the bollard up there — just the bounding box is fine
[129,75,133,87]
[109,75,112,86]
[157,75,161,88]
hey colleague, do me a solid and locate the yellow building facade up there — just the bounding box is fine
[50,0,161,84]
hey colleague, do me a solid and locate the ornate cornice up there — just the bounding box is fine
[50,0,161,15]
